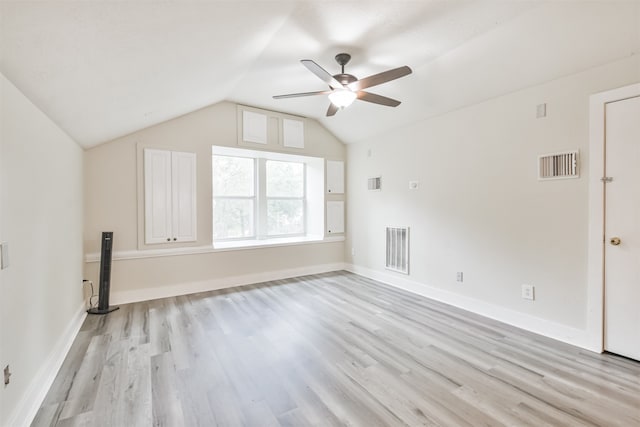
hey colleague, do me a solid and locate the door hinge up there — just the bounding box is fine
[600,177,613,183]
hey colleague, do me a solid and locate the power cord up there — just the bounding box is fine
[82,279,98,309]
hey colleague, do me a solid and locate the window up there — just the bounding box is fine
[212,146,324,245]
[212,155,255,239]
[266,160,305,236]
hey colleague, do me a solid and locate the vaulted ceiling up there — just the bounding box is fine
[1,1,638,148]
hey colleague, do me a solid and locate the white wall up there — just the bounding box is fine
[0,74,84,426]
[83,102,345,302]
[345,55,640,348]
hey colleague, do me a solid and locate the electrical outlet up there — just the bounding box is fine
[522,284,535,300]
[456,272,463,282]
[4,365,11,386]
[351,247,355,256]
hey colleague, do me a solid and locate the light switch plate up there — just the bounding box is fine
[522,284,535,300]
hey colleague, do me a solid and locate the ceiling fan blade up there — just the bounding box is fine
[357,91,401,107]
[348,66,412,91]
[273,90,332,99]
[326,103,339,117]
[301,60,344,89]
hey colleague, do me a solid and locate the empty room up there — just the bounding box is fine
[1,1,639,426]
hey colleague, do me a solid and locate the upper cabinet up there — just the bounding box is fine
[326,160,344,194]
[237,106,305,150]
[242,110,268,144]
[144,149,197,244]
[282,118,304,148]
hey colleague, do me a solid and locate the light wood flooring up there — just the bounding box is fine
[32,271,640,426]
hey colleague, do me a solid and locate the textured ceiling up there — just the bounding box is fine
[1,1,639,148]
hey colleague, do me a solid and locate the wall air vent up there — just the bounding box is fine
[538,150,579,180]
[386,226,409,274]
[368,176,381,191]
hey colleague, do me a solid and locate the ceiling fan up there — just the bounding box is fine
[273,53,412,117]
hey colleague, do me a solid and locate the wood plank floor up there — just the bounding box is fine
[32,271,640,426]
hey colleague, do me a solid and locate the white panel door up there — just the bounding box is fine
[326,201,344,234]
[326,160,344,194]
[171,151,197,242]
[144,149,172,244]
[604,95,640,360]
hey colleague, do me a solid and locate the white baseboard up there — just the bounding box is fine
[345,264,594,352]
[6,302,87,427]
[111,262,347,305]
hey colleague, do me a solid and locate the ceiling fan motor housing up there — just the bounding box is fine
[333,73,357,86]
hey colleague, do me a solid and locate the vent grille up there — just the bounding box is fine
[538,150,579,180]
[386,226,409,274]
[368,176,381,190]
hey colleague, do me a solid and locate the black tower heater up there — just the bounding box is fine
[88,232,119,315]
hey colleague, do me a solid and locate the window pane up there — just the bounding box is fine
[212,156,254,196]
[268,199,304,235]
[213,199,254,239]
[266,161,304,197]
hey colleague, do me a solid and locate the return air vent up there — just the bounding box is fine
[386,226,409,274]
[538,150,579,180]
[368,176,381,191]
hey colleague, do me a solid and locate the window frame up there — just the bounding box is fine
[212,146,322,244]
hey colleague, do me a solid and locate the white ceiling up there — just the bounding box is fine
[1,1,639,148]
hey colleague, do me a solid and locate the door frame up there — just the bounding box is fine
[587,82,640,352]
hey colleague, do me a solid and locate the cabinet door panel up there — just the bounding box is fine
[326,201,344,234]
[326,160,344,194]
[171,152,197,242]
[144,149,172,244]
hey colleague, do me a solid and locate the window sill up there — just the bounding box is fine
[214,235,334,250]
[84,235,345,262]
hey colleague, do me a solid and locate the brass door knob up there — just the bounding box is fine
[610,237,621,246]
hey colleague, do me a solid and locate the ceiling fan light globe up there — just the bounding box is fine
[328,90,357,109]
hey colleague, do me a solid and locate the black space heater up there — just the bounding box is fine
[87,232,120,315]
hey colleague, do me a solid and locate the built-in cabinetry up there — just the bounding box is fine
[238,106,305,149]
[144,149,197,244]
[326,160,344,194]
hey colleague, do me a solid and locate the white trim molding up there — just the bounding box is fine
[85,236,345,263]
[6,302,87,427]
[346,264,592,351]
[111,262,347,305]
[586,82,640,353]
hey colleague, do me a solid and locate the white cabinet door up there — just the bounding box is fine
[144,149,197,244]
[326,160,344,194]
[282,118,304,148]
[242,110,268,144]
[144,149,173,244]
[326,201,344,234]
[171,151,197,242]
